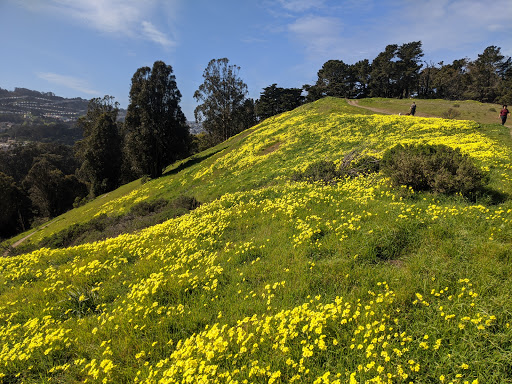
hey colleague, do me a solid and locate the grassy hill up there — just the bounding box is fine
[355,98,510,126]
[1,97,512,383]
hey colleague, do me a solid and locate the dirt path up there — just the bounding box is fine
[346,99,436,118]
[2,219,58,257]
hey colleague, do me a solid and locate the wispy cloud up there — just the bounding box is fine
[281,0,511,65]
[141,21,176,48]
[288,16,344,58]
[241,37,267,44]
[18,0,178,48]
[394,0,511,48]
[37,72,99,95]
[278,0,325,12]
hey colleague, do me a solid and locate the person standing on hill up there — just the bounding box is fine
[409,102,416,116]
[499,105,510,125]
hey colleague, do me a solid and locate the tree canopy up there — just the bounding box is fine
[194,58,249,144]
[255,84,304,121]
[305,42,510,104]
[75,96,122,197]
[125,61,190,178]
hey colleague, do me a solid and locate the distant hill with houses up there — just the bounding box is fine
[0,87,91,122]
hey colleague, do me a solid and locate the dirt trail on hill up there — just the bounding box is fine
[2,219,57,257]
[346,99,435,118]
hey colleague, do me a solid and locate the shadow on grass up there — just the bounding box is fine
[164,149,223,177]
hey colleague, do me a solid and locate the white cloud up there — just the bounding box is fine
[283,0,511,65]
[37,72,99,95]
[141,21,176,48]
[384,0,512,52]
[18,0,178,48]
[288,16,344,58]
[278,0,325,12]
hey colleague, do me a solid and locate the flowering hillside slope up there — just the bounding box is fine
[1,98,512,383]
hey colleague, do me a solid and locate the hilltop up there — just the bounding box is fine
[1,97,512,383]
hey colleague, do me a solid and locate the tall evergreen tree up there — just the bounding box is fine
[76,96,122,196]
[0,172,31,238]
[395,41,424,98]
[466,46,511,103]
[352,59,372,98]
[125,61,190,178]
[430,59,470,100]
[194,58,249,144]
[255,84,304,120]
[369,44,399,98]
[23,157,85,217]
[315,60,354,98]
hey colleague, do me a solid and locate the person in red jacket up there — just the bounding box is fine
[500,105,510,125]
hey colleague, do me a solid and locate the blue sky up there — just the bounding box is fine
[1,0,511,120]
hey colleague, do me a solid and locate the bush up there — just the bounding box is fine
[338,150,380,178]
[29,196,201,251]
[381,143,485,196]
[292,152,380,184]
[291,160,337,183]
[442,108,461,119]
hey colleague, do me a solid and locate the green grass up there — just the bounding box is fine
[358,97,509,125]
[1,97,512,383]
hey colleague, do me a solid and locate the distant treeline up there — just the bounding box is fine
[1,42,510,241]
[0,87,85,101]
[0,120,82,145]
[302,42,511,104]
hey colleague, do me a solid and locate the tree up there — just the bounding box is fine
[255,84,304,120]
[125,61,190,178]
[369,44,399,98]
[352,59,372,98]
[239,98,258,130]
[0,172,31,238]
[194,58,249,144]
[395,41,424,98]
[430,59,470,100]
[466,46,511,103]
[314,60,354,98]
[76,96,123,196]
[23,156,85,217]
[368,42,424,98]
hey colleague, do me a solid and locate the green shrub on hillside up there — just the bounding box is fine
[292,152,380,184]
[9,196,201,254]
[442,108,461,119]
[338,150,380,178]
[381,143,485,196]
[291,160,338,183]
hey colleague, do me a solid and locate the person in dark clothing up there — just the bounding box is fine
[409,102,416,116]
[500,105,510,125]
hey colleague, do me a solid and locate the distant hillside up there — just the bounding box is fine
[0,87,90,122]
[1,98,512,383]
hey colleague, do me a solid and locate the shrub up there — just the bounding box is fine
[338,150,380,178]
[292,152,380,184]
[489,107,497,112]
[291,160,337,183]
[442,108,461,119]
[381,143,485,196]
[31,196,201,251]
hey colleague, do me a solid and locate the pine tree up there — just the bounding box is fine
[76,96,122,196]
[125,61,190,178]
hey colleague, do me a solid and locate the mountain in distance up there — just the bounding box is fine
[0,87,91,122]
